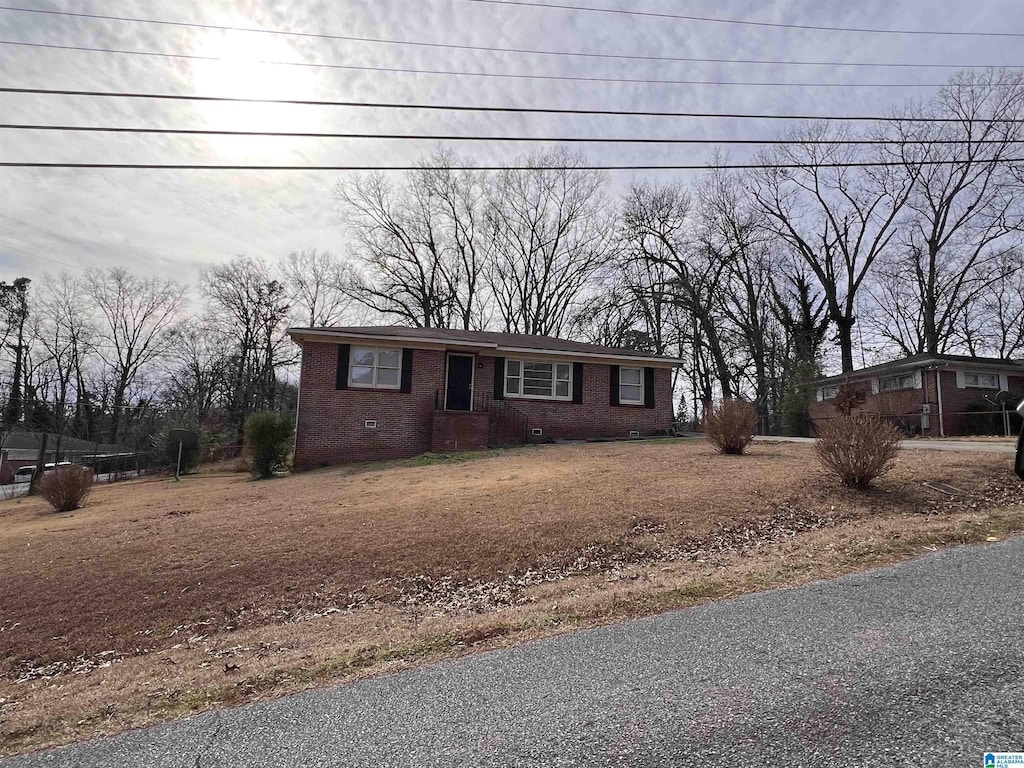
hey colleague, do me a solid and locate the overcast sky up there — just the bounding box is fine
[1,0,1022,289]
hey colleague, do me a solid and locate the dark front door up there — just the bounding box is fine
[445,354,474,411]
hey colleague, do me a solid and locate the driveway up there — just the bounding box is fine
[7,538,1023,767]
[752,434,1017,453]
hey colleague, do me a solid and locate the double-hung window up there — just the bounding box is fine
[505,359,572,400]
[878,373,915,392]
[619,367,644,405]
[820,384,840,400]
[964,371,999,389]
[349,347,402,389]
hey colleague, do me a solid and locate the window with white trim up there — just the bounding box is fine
[619,367,644,405]
[964,371,999,389]
[878,373,916,392]
[820,384,840,400]
[504,359,572,400]
[349,347,402,389]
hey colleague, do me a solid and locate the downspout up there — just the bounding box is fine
[935,366,945,438]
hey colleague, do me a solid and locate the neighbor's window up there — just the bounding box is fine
[878,373,916,392]
[820,384,840,400]
[964,371,999,389]
[349,347,402,389]
[505,359,572,400]
[619,367,644,405]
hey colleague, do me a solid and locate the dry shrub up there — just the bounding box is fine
[815,415,902,489]
[245,411,294,479]
[36,465,94,512]
[704,398,758,455]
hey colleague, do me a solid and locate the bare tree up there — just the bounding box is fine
[698,166,777,419]
[278,248,361,327]
[622,180,736,398]
[86,267,186,443]
[961,250,1024,358]
[33,272,99,451]
[487,148,616,336]
[201,256,294,443]
[571,256,679,355]
[334,150,491,329]
[0,277,31,428]
[873,69,1024,354]
[750,123,917,372]
[161,319,233,420]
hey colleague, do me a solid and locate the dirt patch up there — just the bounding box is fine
[0,440,1020,756]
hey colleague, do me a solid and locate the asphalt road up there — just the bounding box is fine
[8,539,1024,767]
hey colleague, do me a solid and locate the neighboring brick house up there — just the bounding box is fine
[288,326,681,468]
[809,353,1024,437]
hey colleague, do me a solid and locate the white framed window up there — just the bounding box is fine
[619,367,644,405]
[820,384,840,401]
[349,346,402,389]
[963,371,999,389]
[504,359,572,400]
[878,373,916,392]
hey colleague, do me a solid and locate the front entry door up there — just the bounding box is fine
[445,354,474,411]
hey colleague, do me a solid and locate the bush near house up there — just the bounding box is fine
[244,412,294,479]
[815,415,902,489]
[36,465,94,512]
[703,398,758,455]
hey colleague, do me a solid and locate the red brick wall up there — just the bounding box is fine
[431,411,489,451]
[473,354,674,442]
[294,342,444,468]
[294,341,677,468]
[808,367,1024,437]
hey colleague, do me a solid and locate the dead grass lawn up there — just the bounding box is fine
[0,439,1020,755]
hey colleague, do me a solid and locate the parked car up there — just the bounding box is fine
[12,461,73,483]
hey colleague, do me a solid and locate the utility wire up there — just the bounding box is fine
[0,40,988,89]
[0,242,82,271]
[467,0,1024,38]
[0,6,1016,68]
[6,87,1024,123]
[3,160,1022,170]
[0,124,1015,145]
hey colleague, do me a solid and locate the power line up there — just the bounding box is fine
[0,6,1016,68]
[466,0,1024,38]
[3,159,1022,171]
[0,40,983,89]
[6,87,1024,123]
[0,242,82,271]
[0,124,1015,145]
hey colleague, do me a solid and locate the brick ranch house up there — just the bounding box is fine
[288,326,682,468]
[809,353,1024,437]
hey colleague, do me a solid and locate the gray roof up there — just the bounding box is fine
[288,325,684,364]
[814,353,1024,385]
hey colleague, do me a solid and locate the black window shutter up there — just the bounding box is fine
[400,348,414,393]
[643,367,656,408]
[493,356,505,400]
[335,344,350,390]
[609,365,620,406]
[572,362,584,404]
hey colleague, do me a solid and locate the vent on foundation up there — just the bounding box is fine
[364,420,378,429]
[531,427,543,436]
